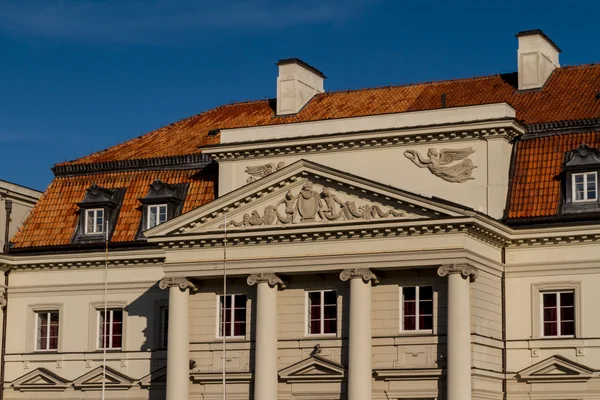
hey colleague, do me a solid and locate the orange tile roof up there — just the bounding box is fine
[507,132,600,219]
[11,167,215,249]
[62,64,600,166]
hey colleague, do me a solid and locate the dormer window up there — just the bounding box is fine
[561,144,600,214]
[85,209,105,235]
[72,184,125,244]
[137,180,188,238]
[572,172,597,202]
[147,204,168,229]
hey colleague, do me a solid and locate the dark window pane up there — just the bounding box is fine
[323,304,337,319]
[234,295,247,308]
[310,305,321,320]
[543,293,557,307]
[324,319,337,334]
[420,314,433,330]
[308,292,321,306]
[310,319,321,334]
[544,321,557,336]
[113,310,123,323]
[112,335,122,348]
[420,286,433,300]
[560,292,574,307]
[234,308,246,323]
[323,290,337,305]
[543,308,557,322]
[419,300,433,315]
[561,306,574,321]
[403,287,416,301]
[233,322,246,336]
[404,316,416,331]
[561,321,575,336]
[404,301,416,316]
[112,322,122,335]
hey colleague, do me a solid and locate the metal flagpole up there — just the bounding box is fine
[222,213,227,400]
[102,221,109,400]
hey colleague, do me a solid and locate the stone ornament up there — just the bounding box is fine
[404,147,477,183]
[437,264,479,281]
[224,182,405,228]
[245,162,286,183]
[339,269,379,284]
[159,277,197,291]
[247,273,286,289]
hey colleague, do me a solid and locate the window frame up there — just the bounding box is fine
[540,290,575,338]
[305,289,338,337]
[84,208,105,235]
[572,171,597,202]
[27,304,63,353]
[216,293,247,339]
[146,204,169,230]
[34,310,60,352]
[92,304,126,351]
[531,281,581,340]
[400,285,434,334]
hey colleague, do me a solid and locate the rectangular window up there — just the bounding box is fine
[159,306,169,348]
[85,208,105,234]
[219,294,247,338]
[307,290,337,335]
[147,204,168,229]
[98,309,123,349]
[542,291,575,337]
[402,286,433,332]
[35,311,59,351]
[573,172,597,202]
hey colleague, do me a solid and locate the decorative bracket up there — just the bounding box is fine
[339,269,379,284]
[247,273,286,289]
[159,277,197,291]
[437,264,478,281]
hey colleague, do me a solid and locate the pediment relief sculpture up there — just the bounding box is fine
[224,182,408,228]
[245,162,286,183]
[404,147,476,183]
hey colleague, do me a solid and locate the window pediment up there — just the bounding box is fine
[278,355,345,383]
[72,366,134,390]
[76,184,121,208]
[564,144,600,168]
[140,180,187,205]
[11,368,70,392]
[517,355,594,383]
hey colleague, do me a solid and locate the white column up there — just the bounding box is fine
[437,265,478,400]
[340,269,378,400]
[247,273,285,400]
[160,277,196,400]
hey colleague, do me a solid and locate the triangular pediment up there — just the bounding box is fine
[72,366,134,390]
[146,159,469,239]
[278,355,345,382]
[12,368,70,392]
[139,367,166,388]
[518,355,595,382]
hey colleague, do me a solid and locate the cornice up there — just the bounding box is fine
[52,153,211,177]
[525,118,600,137]
[203,119,524,161]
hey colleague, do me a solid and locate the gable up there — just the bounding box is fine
[11,368,70,392]
[278,355,345,383]
[517,355,594,383]
[146,159,469,239]
[72,366,134,390]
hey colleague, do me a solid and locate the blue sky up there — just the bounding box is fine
[1,0,598,191]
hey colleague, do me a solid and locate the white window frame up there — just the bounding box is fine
[84,208,105,234]
[540,290,575,338]
[216,294,247,339]
[146,204,168,229]
[572,171,597,202]
[159,306,169,348]
[34,310,60,352]
[305,290,338,337]
[400,285,434,333]
[97,308,124,350]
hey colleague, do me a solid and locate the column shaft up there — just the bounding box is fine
[446,271,472,400]
[254,281,278,400]
[166,284,190,400]
[348,277,372,400]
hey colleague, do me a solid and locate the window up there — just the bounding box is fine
[307,290,337,335]
[35,311,59,351]
[572,172,597,202]
[85,208,104,235]
[159,306,169,348]
[98,309,123,349]
[147,204,168,229]
[218,294,247,338]
[401,286,433,332]
[542,291,575,337]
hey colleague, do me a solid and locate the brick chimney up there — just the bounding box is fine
[276,58,325,116]
[517,30,561,91]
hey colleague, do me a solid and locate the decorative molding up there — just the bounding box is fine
[517,355,594,383]
[52,153,211,176]
[11,368,70,392]
[247,273,286,289]
[138,367,166,388]
[404,147,476,183]
[373,368,443,381]
[245,162,286,183]
[564,144,600,167]
[437,264,479,281]
[72,366,135,390]
[224,182,406,228]
[159,277,197,291]
[190,371,252,383]
[339,268,379,284]
[278,355,345,383]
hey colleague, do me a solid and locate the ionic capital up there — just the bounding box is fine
[339,268,379,284]
[437,264,478,281]
[247,273,286,289]
[159,277,197,291]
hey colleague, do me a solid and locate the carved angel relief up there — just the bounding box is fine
[404,147,477,183]
[245,162,286,183]
[223,182,405,228]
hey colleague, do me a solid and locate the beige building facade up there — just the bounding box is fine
[0,30,599,400]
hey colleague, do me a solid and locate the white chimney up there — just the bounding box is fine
[276,58,325,116]
[517,30,561,91]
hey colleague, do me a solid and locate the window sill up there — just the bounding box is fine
[305,333,338,338]
[398,330,434,336]
[216,336,247,341]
